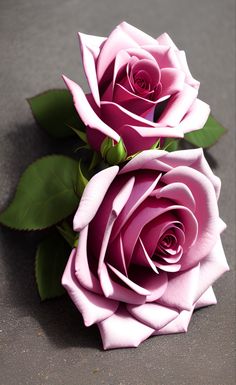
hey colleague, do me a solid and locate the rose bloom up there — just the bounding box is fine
[62,149,229,349]
[63,22,210,155]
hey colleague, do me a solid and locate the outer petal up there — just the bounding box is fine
[73,166,119,231]
[194,286,217,309]
[193,237,229,303]
[156,32,178,49]
[74,226,102,293]
[157,264,200,311]
[97,24,139,82]
[78,32,106,105]
[158,84,198,127]
[178,98,210,134]
[153,309,193,335]
[127,302,178,330]
[98,305,154,349]
[120,21,158,46]
[62,249,119,326]
[175,50,200,89]
[62,75,120,143]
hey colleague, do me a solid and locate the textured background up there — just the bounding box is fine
[0,0,235,384]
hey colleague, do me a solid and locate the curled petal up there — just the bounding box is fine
[158,84,198,127]
[78,32,106,105]
[62,250,118,326]
[63,75,120,143]
[97,24,139,82]
[73,166,119,231]
[99,263,147,305]
[178,98,210,134]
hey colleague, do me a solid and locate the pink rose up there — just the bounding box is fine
[63,22,210,155]
[62,149,228,349]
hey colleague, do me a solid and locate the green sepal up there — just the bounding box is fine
[69,126,88,144]
[100,137,127,165]
[35,231,71,300]
[100,137,113,159]
[89,151,102,171]
[76,160,88,196]
[150,139,161,150]
[57,221,76,248]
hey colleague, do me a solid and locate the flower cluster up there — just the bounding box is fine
[0,22,228,350]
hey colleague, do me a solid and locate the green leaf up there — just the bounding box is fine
[0,155,80,230]
[184,115,227,148]
[163,138,179,152]
[28,89,85,138]
[35,232,71,300]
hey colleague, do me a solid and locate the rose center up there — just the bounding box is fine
[128,58,161,99]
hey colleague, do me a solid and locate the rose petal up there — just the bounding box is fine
[127,302,178,330]
[74,226,102,293]
[98,305,154,349]
[133,237,159,273]
[153,308,193,335]
[62,249,119,326]
[62,75,120,143]
[111,171,161,241]
[113,83,157,116]
[122,198,198,266]
[194,237,229,303]
[119,125,183,155]
[97,24,139,82]
[153,182,196,212]
[156,33,178,49]
[178,98,210,134]
[162,166,219,269]
[157,263,200,311]
[175,50,200,89]
[158,84,198,127]
[145,45,181,70]
[120,21,158,46]
[107,263,151,296]
[97,177,136,273]
[160,68,185,97]
[78,32,106,105]
[132,268,168,302]
[73,166,119,231]
[194,286,217,309]
[99,263,147,305]
[100,100,157,130]
[119,149,167,174]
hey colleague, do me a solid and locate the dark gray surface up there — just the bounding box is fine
[0,0,235,384]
